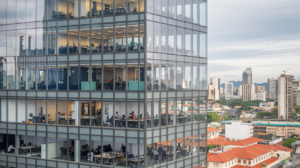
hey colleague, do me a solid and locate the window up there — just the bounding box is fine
[213,163,218,167]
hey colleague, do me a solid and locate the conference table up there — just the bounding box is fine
[19,145,37,154]
[93,152,124,165]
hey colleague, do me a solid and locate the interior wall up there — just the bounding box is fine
[8,99,16,122]
[102,102,113,122]
[57,101,68,115]
[48,100,56,121]
[1,99,7,122]
[17,99,26,122]
[127,102,138,116]
[115,102,126,117]
[115,68,126,82]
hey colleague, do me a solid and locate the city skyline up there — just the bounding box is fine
[208,0,300,83]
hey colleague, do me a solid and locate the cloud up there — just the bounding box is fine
[208,0,300,83]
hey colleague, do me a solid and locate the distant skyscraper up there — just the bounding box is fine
[243,68,252,84]
[242,68,254,101]
[255,85,264,93]
[293,79,300,106]
[242,84,255,101]
[268,78,276,100]
[278,74,294,119]
[225,82,233,100]
[208,76,221,101]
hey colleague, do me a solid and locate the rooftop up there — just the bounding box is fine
[207,144,291,163]
[207,137,265,147]
[231,157,278,168]
[207,127,220,133]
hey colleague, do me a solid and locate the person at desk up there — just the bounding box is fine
[118,77,122,83]
[121,144,126,156]
[128,112,136,120]
[115,111,121,120]
[139,114,144,120]
[178,111,184,117]
[81,145,89,158]
[28,142,33,146]
[8,144,14,153]
[132,7,137,12]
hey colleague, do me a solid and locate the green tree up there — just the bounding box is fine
[224,111,230,121]
[295,106,300,113]
[282,138,296,148]
[207,113,219,122]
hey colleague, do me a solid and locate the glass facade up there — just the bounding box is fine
[0,0,207,167]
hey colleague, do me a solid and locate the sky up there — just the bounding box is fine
[208,0,300,84]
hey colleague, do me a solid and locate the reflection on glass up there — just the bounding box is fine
[153,61,160,90]
[177,62,183,90]
[91,0,103,16]
[146,21,153,52]
[177,28,184,55]
[177,0,184,20]
[154,0,161,15]
[193,0,199,24]
[200,64,207,90]
[185,29,192,56]
[47,27,56,55]
[168,61,176,90]
[184,63,192,90]
[185,0,192,22]
[17,99,25,123]
[103,0,114,15]
[193,64,199,90]
[26,63,36,90]
[58,27,68,54]
[147,60,152,90]
[18,62,25,90]
[161,100,166,126]
[26,29,37,55]
[161,24,168,53]
[80,25,91,53]
[69,26,79,54]
[37,0,46,21]
[48,62,56,90]
[37,28,46,55]
[36,63,46,90]
[17,30,26,56]
[127,22,139,51]
[168,0,176,18]
[193,31,199,56]
[0,61,6,90]
[154,22,161,52]
[115,23,127,52]
[161,61,167,90]
[7,0,16,24]
[47,0,56,20]
[7,31,16,56]
[147,0,153,13]
[139,60,144,91]
[27,0,36,22]
[103,24,114,52]
[17,0,26,23]
[168,26,176,54]
[7,63,16,90]
[91,24,102,53]
[200,32,207,58]
[200,0,207,26]
[103,61,113,90]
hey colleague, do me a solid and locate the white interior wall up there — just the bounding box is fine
[57,101,68,115]
[103,102,113,122]
[153,102,159,117]
[115,102,126,117]
[147,102,151,117]
[27,100,35,119]
[17,99,26,123]
[1,99,7,122]
[8,99,16,122]
[127,102,138,116]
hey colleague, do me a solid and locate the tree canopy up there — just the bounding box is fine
[282,138,296,149]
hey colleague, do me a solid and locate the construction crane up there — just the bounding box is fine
[283,68,292,74]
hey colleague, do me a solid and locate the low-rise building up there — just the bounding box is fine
[225,121,253,140]
[207,127,221,139]
[253,121,300,138]
[240,112,256,119]
[206,144,292,168]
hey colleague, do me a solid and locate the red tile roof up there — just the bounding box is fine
[208,137,264,146]
[207,127,220,133]
[207,144,291,163]
[230,157,279,168]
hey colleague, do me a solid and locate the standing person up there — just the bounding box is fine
[121,144,126,156]
[8,144,14,153]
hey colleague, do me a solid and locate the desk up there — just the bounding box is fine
[127,157,144,166]
[19,145,37,154]
[32,116,46,123]
[177,116,189,123]
[94,153,124,165]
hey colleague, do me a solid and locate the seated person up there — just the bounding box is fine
[118,77,122,83]
[128,111,136,120]
[28,142,33,146]
[178,111,184,117]
[115,111,121,120]
[140,114,144,120]
[8,144,14,153]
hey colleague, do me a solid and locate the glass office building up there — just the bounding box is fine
[0,0,207,167]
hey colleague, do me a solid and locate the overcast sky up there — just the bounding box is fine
[208,0,300,84]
